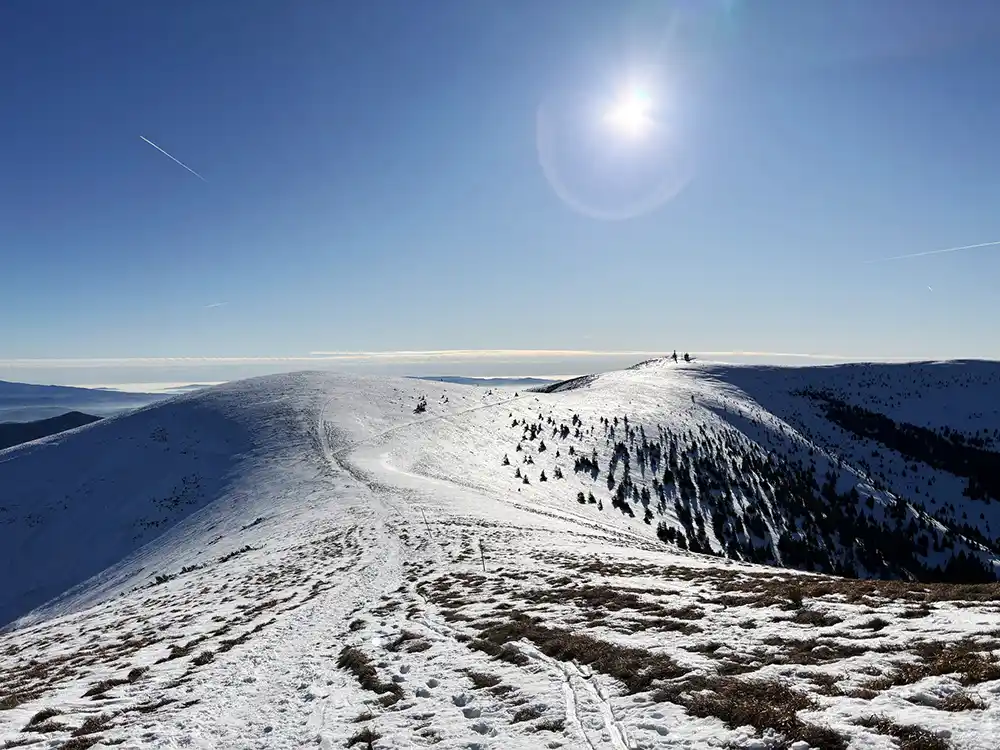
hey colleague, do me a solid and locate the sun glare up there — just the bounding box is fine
[604,88,653,138]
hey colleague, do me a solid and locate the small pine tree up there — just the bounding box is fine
[540,470,547,482]
[515,467,521,478]
[516,443,523,452]
[523,475,530,485]
[588,491,596,504]
[577,492,586,504]
[502,454,510,466]
[539,440,547,452]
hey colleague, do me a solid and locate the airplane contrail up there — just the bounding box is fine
[139,135,208,182]
[864,239,1000,263]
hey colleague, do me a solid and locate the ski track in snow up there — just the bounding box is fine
[2,363,1000,749]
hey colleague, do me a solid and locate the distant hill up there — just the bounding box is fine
[408,375,557,387]
[0,380,167,422]
[0,411,102,451]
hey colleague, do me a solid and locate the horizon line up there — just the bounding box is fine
[0,349,968,369]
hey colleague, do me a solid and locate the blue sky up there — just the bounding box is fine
[2,0,1000,386]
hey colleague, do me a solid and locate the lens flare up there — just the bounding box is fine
[536,81,692,221]
[604,88,654,139]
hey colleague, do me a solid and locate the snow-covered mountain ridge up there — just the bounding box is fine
[1,361,999,749]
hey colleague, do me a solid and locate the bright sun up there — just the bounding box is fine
[604,88,653,138]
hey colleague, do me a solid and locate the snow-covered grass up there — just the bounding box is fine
[1,362,999,749]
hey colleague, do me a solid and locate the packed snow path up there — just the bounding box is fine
[2,366,1000,749]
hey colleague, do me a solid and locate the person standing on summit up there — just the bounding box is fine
[672,350,678,363]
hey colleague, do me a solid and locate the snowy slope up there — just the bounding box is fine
[1,364,999,750]
[0,411,102,452]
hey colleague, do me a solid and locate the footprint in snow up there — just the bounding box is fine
[452,693,471,707]
[471,721,495,736]
[639,722,669,737]
[427,678,440,688]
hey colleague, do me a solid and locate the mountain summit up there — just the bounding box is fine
[1,362,998,749]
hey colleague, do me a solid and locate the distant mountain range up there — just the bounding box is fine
[0,380,167,422]
[0,411,102,452]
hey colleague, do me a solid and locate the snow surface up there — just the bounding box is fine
[1,363,999,749]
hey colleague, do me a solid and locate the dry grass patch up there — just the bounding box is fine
[512,705,545,723]
[867,638,1000,690]
[570,556,1000,607]
[218,617,277,652]
[899,605,933,619]
[386,631,422,652]
[71,713,114,736]
[860,616,891,632]
[687,641,724,655]
[191,650,215,666]
[468,637,531,667]
[533,717,566,733]
[465,670,502,689]
[790,608,843,627]
[857,715,950,750]
[0,690,41,710]
[126,666,148,682]
[939,690,987,711]
[337,646,404,707]
[663,604,705,620]
[131,697,176,714]
[83,676,129,698]
[23,719,71,734]
[658,677,847,750]
[761,635,874,666]
[476,614,687,693]
[60,737,107,750]
[26,707,62,726]
[346,726,380,749]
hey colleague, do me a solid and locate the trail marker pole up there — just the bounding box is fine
[421,508,432,537]
[480,541,487,573]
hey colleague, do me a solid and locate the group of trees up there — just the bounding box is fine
[801,389,1000,505]
[506,401,998,583]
